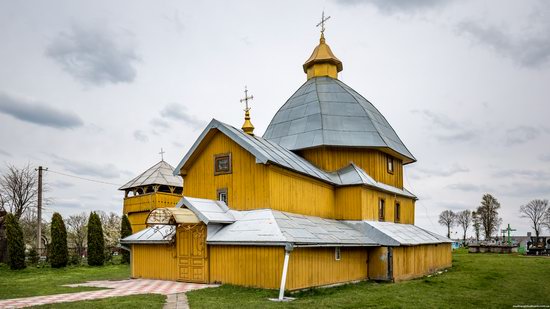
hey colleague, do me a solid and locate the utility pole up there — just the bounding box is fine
[36,166,47,254]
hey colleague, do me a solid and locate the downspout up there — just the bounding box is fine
[278,243,294,300]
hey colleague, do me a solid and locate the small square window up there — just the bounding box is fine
[335,247,341,261]
[217,188,228,205]
[395,202,401,223]
[387,156,394,174]
[214,153,232,175]
[378,199,385,221]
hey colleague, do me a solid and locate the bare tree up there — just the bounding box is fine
[97,211,121,248]
[438,210,456,239]
[19,209,50,246]
[544,208,550,232]
[67,212,88,256]
[520,199,548,239]
[477,194,502,240]
[456,210,472,244]
[0,164,38,219]
[472,211,481,241]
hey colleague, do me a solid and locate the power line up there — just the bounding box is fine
[46,170,122,186]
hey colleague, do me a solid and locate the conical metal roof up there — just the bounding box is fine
[119,161,182,190]
[262,76,416,164]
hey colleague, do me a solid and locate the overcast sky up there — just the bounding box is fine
[1,0,549,238]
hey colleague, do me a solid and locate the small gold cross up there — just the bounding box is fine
[316,11,331,34]
[240,86,254,111]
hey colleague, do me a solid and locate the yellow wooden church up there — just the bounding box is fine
[121,24,451,294]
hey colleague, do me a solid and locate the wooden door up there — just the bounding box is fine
[177,224,208,283]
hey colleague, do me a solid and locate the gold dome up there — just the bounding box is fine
[303,33,343,80]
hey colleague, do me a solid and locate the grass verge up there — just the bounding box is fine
[187,250,550,308]
[0,264,130,299]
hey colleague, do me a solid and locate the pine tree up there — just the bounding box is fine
[5,213,26,270]
[120,214,132,264]
[50,212,68,268]
[87,212,105,266]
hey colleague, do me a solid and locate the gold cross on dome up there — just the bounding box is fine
[159,148,165,161]
[240,86,254,111]
[316,11,331,34]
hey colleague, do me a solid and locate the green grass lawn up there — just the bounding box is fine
[187,250,550,308]
[0,263,167,308]
[0,263,131,299]
[2,250,549,308]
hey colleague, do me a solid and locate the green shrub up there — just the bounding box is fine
[120,214,132,264]
[28,247,39,265]
[50,212,68,268]
[68,251,81,266]
[5,213,26,270]
[87,212,105,266]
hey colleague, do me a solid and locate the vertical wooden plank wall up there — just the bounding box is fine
[334,187,415,224]
[183,132,270,210]
[209,245,284,289]
[298,147,404,188]
[127,212,149,232]
[334,186,363,219]
[286,247,368,290]
[123,193,182,232]
[392,244,452,281]
[367,247,390,281]
[361,188,415,224]
[131,244,178,281]
[268,166,335,218]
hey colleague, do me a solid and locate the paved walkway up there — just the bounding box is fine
[0,279,217,308]
[164,293,189,309]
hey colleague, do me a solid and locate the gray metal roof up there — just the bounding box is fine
[119,161,182,190]
[120,225,175,244]
[207,209,378,247]
[121,197,448,247]
[176,196,235,224]
[173,119,415,199]
[330,163,416,199]
[345,221,452,246]
[263,77,416,164]
[173,119,335,183]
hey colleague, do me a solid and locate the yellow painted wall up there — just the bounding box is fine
[123,192,182,213]
[182,132,270,210]
[286,247,368,290]
[209,245,284,289]
[368,247,389,281]
[182,132,336,218]
[361,187,415,224]
[209,245,368,290]
[299,147,403,188]
[127,212,148,233]
[334,186,363,220]
[123,192,182,232]
[334,186,414,223]
[392,244,452,281]
[131,244,178,281]
[267,166,335,218]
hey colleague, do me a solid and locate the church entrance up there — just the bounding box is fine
[177,224,208,283]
